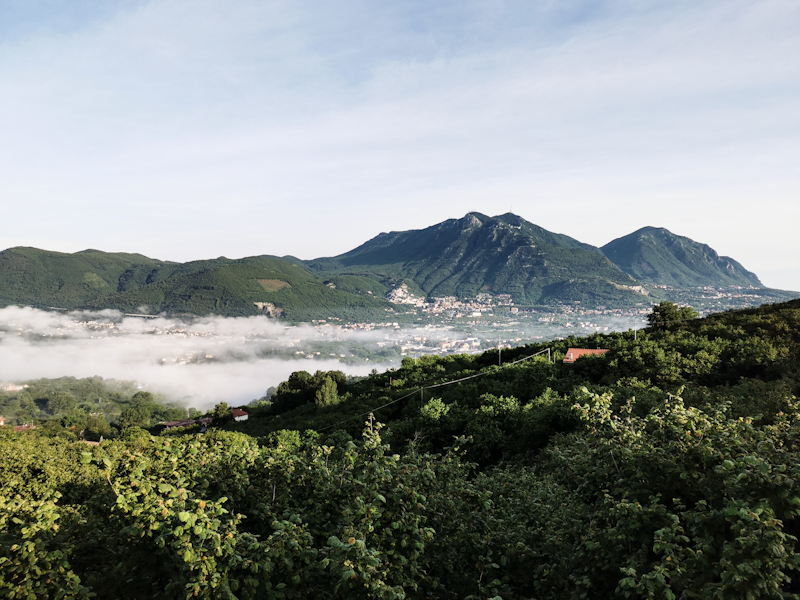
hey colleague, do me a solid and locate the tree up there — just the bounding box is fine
[212,402,232,424]
[131,391,156,405]
[117,404,152,429]
[314,376,340,407]
[46,391,78,416]
[647,301,698,328]
[84,414,113,441]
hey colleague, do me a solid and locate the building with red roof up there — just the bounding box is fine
[562,348,609,364]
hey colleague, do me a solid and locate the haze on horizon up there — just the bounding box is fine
[1,1,798,290]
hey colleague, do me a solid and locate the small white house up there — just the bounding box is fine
[232,409,249,422]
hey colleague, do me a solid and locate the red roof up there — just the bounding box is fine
[232,409,248,418]
[563,348,609,364]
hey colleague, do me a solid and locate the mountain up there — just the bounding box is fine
[306,212,650,306]
[0,216,778,318]
[600,227,762,288]
[0,247,169,308]
[0,248,389,319]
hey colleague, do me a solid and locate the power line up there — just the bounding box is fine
[315,347,551,432]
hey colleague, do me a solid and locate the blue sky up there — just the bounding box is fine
[1,0,798,290]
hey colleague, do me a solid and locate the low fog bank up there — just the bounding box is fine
[0,306,647,410]
[0,307,390,409]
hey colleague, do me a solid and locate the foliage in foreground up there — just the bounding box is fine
[4,389,800,598]
[3,299,800,598]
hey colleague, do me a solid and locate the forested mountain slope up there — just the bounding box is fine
[0,248,389,319]
[601,226,762,287]
[307,212,649,306]
[0,247,169,308]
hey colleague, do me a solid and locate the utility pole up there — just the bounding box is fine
[498,337,502,366]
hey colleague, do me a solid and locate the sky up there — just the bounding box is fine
[1,0,798,290]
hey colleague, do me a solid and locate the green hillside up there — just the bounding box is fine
[245,297,800,453]
[84,256,390,318]
[0,247,169,308]
[601,226,763,287]
[307,212,650,306]
[0,248,390,319]
[0,217,784,318]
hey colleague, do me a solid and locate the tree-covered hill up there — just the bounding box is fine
[601,226,763,287]
[0,248,391,320]
[306,212,651,306]
[84,256,391,319]
[4,299,800,598]
[0,376,193,432]
[0,247,170,308]
[1,217,791,318]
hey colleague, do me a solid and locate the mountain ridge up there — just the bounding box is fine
[600,226,762,288]
[0,214,785,318]
[307,212,648,306]
[0,248,390,320]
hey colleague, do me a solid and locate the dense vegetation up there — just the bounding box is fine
[0,247,167,308]
[2,299,800,598]
[0,376,193,434]
[0,248,391,320]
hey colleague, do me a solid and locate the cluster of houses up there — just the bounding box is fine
[0,415,36,433]
[0,383,28,392]
[385,284,516,317]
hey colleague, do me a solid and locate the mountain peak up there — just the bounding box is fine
[458,212,486,230]
[307,213,641,305]
[601,228,761,287]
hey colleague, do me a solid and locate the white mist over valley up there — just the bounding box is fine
[0,307,394,409]
[0,305,649,409]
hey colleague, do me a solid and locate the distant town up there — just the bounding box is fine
[0,284,784,374]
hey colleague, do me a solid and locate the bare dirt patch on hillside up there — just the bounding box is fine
[257,279,291,292]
